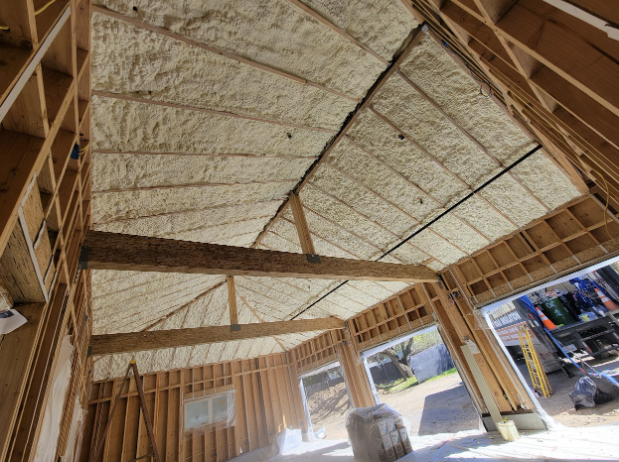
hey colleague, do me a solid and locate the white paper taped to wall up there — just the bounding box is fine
[33,335,75,462]
[0,309,27,335]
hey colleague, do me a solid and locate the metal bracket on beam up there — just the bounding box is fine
[79,246,91,269]
[230,324,241,331]
[306,254,321,264]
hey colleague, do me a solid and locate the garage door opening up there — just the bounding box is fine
[361,326,480,436]
[299,363,353,440]
[483,256,619,428]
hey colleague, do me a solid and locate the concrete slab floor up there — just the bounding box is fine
[232,426,619,461]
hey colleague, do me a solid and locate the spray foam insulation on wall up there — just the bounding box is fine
[90,5,584,378]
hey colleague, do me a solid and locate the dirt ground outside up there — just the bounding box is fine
[516,357,619,427]
[306,371,480,439]
[305,380,352,440]
[378,371,481,435]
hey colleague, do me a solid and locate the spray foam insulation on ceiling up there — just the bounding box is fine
[89,0,419,380]
[92,153,315,191]
[91,13,357,130]
[92,0,415,98]
[92,271,224,334]
[90,97,334,156]
[90,5,584,378]
[299,0,418,60]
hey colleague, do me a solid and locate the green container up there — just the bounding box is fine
[542,297,576,326]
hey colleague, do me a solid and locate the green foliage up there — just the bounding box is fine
[424,368,457,383]
[389,376,418,393]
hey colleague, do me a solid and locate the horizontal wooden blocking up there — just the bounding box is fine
[82,231,438,282]
[90,317,345,355]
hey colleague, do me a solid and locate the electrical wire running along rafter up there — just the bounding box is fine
[290,143,543,320]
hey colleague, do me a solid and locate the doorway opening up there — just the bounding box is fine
[483,256,619,428]
[299,362,353,440]
[361,326,480,435]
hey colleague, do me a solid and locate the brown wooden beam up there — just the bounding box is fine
[90,317,345,355]
[227,275,239,326]
[82,231,438,282]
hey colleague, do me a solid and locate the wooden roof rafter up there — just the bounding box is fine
[252,27,428,249]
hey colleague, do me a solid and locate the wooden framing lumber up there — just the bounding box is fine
[81,231,439,282]
[0,1,93,461]
[90,317,345,355]
[227,276,239,326]
[252,26,426,248]
[288,192,316,255]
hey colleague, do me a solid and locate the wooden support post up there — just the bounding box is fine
[94,361,161,462]
[461,340,503,425]
[227,276,239,329]
[289,192,316,256]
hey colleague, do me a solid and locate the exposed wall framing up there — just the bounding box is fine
[0,0,92,460]
[82,354,305,462]
[446,195,619,306]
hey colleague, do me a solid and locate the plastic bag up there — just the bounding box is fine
[274,428,302,453]
[345,404,412,461]
[569,376,615,410]
[570,377,597,410]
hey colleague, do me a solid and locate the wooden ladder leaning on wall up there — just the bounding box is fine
[94,360,162,462]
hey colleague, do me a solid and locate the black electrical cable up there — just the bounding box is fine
[380,143,543,259]
[290,143,543,320]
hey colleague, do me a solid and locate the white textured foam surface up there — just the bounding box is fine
[93,0,391,98]
[91,13,583,379]
[91,13,357,130]
[91,96,333,157]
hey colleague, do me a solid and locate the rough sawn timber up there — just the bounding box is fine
[90,317,345,355]
[82,231,438,282]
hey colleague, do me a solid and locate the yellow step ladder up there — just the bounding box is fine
[518,326,552,398]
